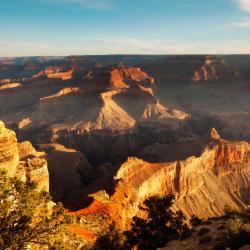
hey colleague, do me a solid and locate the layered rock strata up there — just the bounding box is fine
[77,130,250,231]
[0,121,19,175]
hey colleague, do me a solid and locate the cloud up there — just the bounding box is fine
[230,19,250,27]
[234,0,250,12]
[43,0,114,9]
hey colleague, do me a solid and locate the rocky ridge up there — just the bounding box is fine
[142,55,242,84]
[1,64,186,136]
[74,130,250,233]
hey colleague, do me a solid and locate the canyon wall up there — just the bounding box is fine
[75,132,250,231]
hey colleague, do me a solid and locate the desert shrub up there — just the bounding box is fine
[224,206,240,219]
[197,227,210,236]
[190,215,203,227]
[94,194,190,250]
[93,224,128,250]
[0,171,73,249]
[227,217,250,250]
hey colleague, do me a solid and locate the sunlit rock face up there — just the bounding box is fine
[78,130,250,230]
[111,134,249,229]
[0,120,19,175]
[80,63,154,92]
[34,67,74,80]
[0,120,49,191]
[17,141,49,192]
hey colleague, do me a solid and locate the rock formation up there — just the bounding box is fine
[34,67,74,81]
[75,130,250,231]
[0,82,21,90]
[0,121,49,191]
[191,56,240,83]
[0,121,19,175]
[1,55,250,245]
[0,64,187,168]
[80,63,154,93]
[39,143,93,203]
[141,55,242,84]
[0,64,185,135]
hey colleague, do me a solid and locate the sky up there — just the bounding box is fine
[0,0,250,56]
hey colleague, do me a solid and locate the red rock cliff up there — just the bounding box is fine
[78,132,250,230]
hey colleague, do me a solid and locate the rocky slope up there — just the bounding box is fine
[73,130,250,233]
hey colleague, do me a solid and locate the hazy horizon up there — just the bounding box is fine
[2,53,250,59]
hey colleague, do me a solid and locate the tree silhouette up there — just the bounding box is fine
[125,194,190,249]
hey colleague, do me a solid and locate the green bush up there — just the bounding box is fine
[0,171,73,249]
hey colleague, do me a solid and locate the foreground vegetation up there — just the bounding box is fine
[93,196,250,250]
[94,194,190,250]
[1,170,249,250]
[0,171,74,249]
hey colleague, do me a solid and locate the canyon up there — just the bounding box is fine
[0,55,250,245]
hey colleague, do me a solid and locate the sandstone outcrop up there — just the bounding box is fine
[17,141,49,191]
[0,121,19,175]
[80,63,154,93]
[46,68,74,81]
[33,66,63,78]
[0,82,21,90]
[0,121,49,191]
[76,131,250,231]
[18,141,37,159]
[17,157,49,192]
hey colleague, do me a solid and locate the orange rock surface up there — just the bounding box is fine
[75,130,250,231]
